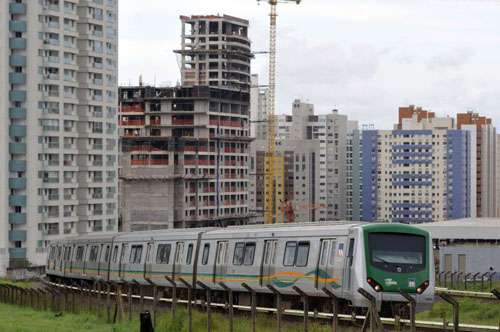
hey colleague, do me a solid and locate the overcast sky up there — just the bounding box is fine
[119,0,500,129]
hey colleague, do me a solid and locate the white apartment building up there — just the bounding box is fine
[250,100,353,223]
[1,0,118,275]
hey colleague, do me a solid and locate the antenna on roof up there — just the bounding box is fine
[139,74,143,87]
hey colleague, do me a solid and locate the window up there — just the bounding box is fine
[243,243,255,265]
[76,246,85,261]
[296,242,310,267]
[104,245,111,262]
[129,245,143,264]
[156,244,171,264]
[202,244,210,265]
[283,242,296,266]
[233,242,256,266]
[329,241,337,265]
[112,245,119,262]
[175,242,185,264]
[186,243,193,265]
[233,243,245,265]
[89,245,99,262]
[283,241,310,267]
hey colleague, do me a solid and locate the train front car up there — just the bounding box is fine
[355,224,435,313]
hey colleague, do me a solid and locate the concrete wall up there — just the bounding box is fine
[439,245,500,278]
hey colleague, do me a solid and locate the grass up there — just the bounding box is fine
[417,297,500,326]
[0,279,33,289]
[0,303,362,332]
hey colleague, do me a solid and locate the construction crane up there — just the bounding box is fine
[258,0,302,224]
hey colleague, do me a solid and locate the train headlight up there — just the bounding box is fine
[416,280,429,294]
[367,277,384,292]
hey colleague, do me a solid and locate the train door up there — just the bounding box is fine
[98,244,110,278]
[57,246,64,272]
[144,242,154,280]
[342,238,356,292]
[173,242,185,280]
[260,240,278,286]
[118,243,129,279]
[316,239,337,290]
[213,241,228,282]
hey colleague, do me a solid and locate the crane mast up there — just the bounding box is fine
[260,0,301,224]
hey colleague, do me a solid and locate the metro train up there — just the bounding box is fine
[46,222,435,313]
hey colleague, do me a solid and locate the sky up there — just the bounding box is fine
[119,0,500,129]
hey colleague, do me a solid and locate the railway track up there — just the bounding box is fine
[45,279,500,332]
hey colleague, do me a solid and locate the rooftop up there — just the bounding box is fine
[416,218,500,240]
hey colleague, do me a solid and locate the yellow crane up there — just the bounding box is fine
[258,0,302,224]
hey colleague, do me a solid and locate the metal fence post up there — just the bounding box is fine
[400,291,416,332]
[292,286,309,332]
[145,279,159,329]
[322,287,339,332]
[489,272,496,291]
[439,293,459,332]
[179,278,193,332]
[165,276,177,319]
[106,281,112,323]
[197,281,212,332]
[242,283,257,332]
[358,288,385,332]
[472,272,480,289]
[267,285,283,332]
[481,272,489,291]
[219,282,234,332]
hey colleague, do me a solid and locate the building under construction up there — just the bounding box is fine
[119,15,252,231]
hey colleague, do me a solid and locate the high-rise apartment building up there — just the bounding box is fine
[250,100,354,223]
[1,0,119,275]
[362,112,471,223]
[497,134,500,217]
[119,14,252,231]
[457,112,497,217]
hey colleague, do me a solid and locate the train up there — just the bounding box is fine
[46,222,435,314]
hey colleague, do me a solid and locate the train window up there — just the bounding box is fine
[243,243,255,266]
[112,245,119,263]
[283,241,310,267]
[329,241,337,265]
[233,243,245,265]
[89,246,99,262]
[49,247,55,260]
[104,245,111,262]
[348,239,355,267]
[186,244,194,265]
[129,245,143,264]
[57,246,62,259]
[296,242,310,267]
[76,246,85,261]
[283,242,297,266]
[216,242,228,265]
[320,241,329,266]
[156,244,171,264]
[202,244,210,265]
[175,242,185,264]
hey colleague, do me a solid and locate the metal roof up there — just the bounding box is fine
[415,218,500,240]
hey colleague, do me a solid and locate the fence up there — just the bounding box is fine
[436,271,497,291]
[0,278,499,332]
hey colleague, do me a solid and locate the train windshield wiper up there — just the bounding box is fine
[374,256,392,265]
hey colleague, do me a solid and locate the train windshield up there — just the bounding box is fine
[368,232,426,273]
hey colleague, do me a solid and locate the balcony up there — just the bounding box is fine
[9,72,26,85]
[9,20,27,33]
[9,230,27,242]
[120,119,144,126]
[9,195,27,207]
[150,118,161,125]
[9,213,26,225]
[9,3,27,14]
[10,38,26,49]
[9,90,26,102]
[9,125,27,138]
[9,142,27,154]
[9,160,26,172]
[9,248,27,259]
[172,118,194,126]
[9,107,26,120]
[120,105,144,113]
[9,178,26,190]
[10,55,26,66]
